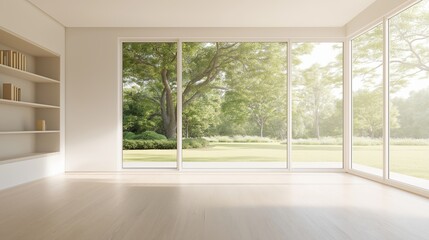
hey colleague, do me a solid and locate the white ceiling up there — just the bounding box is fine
[28,0,377,27]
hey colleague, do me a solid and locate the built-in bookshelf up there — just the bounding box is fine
[0,27,60,163]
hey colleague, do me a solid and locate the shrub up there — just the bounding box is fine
[123,139,138,149]
[232,135,273,143]
[183,138,209,149]
[293,137,342,145]
[123,131,136,140]
[203,135,274,143]
[124,131,167,140]
[123,138,209,150]
[390,138,429,146]
[352,137,382,146]
[141,131,167,140]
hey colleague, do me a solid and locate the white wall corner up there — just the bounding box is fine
[345,0,419,38]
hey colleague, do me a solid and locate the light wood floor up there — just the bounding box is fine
[0,173,428,240]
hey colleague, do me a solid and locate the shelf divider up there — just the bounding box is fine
[0,99,59,109]
[0,131,60,135]
[0,64,59,84]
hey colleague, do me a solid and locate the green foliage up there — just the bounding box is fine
[123,140,176,150]
[124,42,292,140]
[392,87,429,138]
[183,138,210,149]
[139,131,167,140]
[352,137,382,146]
[183,93,221,138]
[123,131,136,140]
[292,137,342,145]
[123,42,178,138]
[389,0,429,85]
[217,42,288,138]
[123,87,163,134]
[390,138,429,146]
[292,43,343,139]
[123,131,167,140]
[203,135,274,143]
[353,90,383,138]
[123,138,209,150]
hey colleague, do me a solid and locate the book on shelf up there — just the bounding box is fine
[3,83,13,100]
[17,88,21,101]
[0,50,27,71]
[12,51,17,68]
[2,83,21,101]
[15,86,18,101]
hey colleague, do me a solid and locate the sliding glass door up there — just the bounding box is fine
[122,42,177,168]
[181,42,288,168]
[291,42,343,169]
[389,0,429,189]
[351,24,383,176]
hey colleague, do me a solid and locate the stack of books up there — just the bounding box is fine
[0,50,27,71]
[2,83,21,101]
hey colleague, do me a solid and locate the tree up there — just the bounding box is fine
[293,57,343,139]
[388,0,429,138]
[351,24,385,139]
[220,43,288,138]
[392,87,429,138]
[124,42,281,138]
[123,42,177,138]
[353,90,383,138]
[389,0,429,86]
[123,86,162,134]
[182,92,221,138]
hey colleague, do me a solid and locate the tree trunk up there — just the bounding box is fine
[314,111,320,139]
[260,121,264,138]
[160,69,177,139]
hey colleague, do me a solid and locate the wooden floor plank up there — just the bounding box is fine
[0,173,428,240]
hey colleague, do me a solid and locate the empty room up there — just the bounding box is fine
[0,0,429,239]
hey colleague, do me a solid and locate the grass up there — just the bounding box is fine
[123,142,429,179]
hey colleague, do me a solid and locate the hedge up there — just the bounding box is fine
[123,138,209,150]
[123,131,167,140]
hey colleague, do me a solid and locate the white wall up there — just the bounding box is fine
[65,27,345,171]
[0,0,65,189]
[346,0,419,37]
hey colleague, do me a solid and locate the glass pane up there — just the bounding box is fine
[122,42,177,168]
[389,0,429,189]
[291,43,343,168]
[351,24,383,176]
[182,42,288,169]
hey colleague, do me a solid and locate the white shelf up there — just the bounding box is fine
[0,99,59,109]
[0,152,59,165]
[0,27,61,167]
[0,64,59,83]
[0,131,60,135]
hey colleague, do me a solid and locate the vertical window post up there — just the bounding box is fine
[383,18,389,181]
[177,40,183,170]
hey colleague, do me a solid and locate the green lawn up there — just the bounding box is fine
[123,142,429,179]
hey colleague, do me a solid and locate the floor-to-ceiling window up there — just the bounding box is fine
[181,42,288,168]
[122,42,177,168]
[122,41,346,170]
[389,0,429,189]
[291,42,344,169]
[351,24,384,176]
